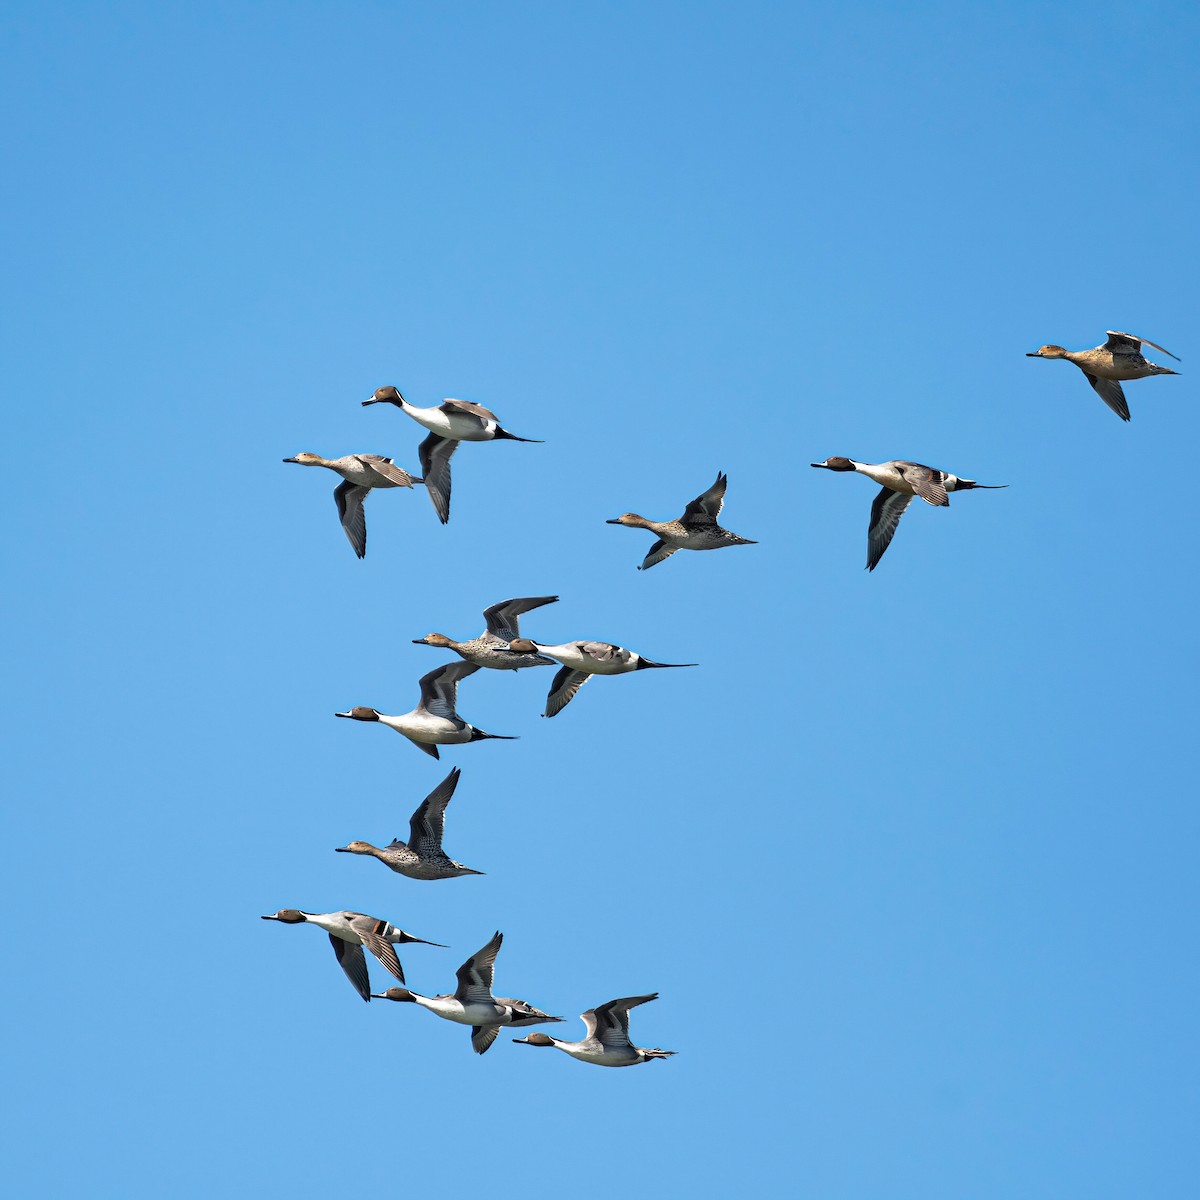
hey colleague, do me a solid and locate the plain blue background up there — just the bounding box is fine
[4,2,1197,1196]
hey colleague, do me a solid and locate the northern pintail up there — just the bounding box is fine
[335,766,483,880]
[607,472,757,570]
[363,386,542,523]
[372,931,562,1054]
[413,595,559,670]
[514,993,676,1067]
[503,637,697,718]
[1027,331,1180,422]
[336,661,516,760]
[282,452,421,559]
[260,909,444,1003]
[811,457,1005,571]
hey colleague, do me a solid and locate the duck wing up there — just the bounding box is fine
[356,454,420,488]
[867,487,913,571]
[333,482,369,559]
[455,930,502,1003]
[328,936,372,1002]
[1083,372,1131,421]
[897,463,949,507]
[440,398,498,423]
[639,538,679,571]
[544,667,591,717]
[418,661,480,719]
[408,767,461,856]
[681,471,727,523]
[471,1024,501,1054]
[586,994,658,1049]
[1105,331,1180,361]
[418,433,457,524]
[481,595,559,641]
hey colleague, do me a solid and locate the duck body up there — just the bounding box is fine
[282,452,422,558]
[335,662,516,759]
[363,386,542,523]
[514,994,675,1068]
[336,767,483,879]
[260,909,443,1002]
[372,931,562,1054]
[1027,331,1180,421]
[504,638,697,717]
[811,456,1005,571]
[607,472,756,570]
[413,596,558,670]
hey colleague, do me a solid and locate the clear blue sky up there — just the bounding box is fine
[4,2,1198,1196]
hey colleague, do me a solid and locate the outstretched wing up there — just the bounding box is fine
[408,767,461,856]
[455,931,502,1003]
[681,472,727,523]
[471,1024,501,1055]
[1105,331,1180,361]
[639,539,679,571]
[587,993,659,1048]
[418,434,458,524]
[1083,372,1131,421]
[440,398,498,423]
[333,482,369,559]
[328,936,371,1002]
[418,661,480,718]
[898,464,949,507]
[867,487,913,571]
[544,667,591,717]
[481,595,559,641]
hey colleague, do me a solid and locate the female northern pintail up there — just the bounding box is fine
[607,471,757,570]
[372,931,562,1054]
[503,637,696,718]
[413,595,559,670]
[282,452,421,559]
[260,909,443,1003]
[363,386,542,523]
[811,457,1005,571]
[514,993,676,1067]
[335,767,483,880]
[336,661,516,760]
[1027,331,1180,422]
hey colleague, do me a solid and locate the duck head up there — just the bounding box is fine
[810,456,856,471]
[413,632,453,648]
[334,841,377,855]
[364,385,406,407]
[1026,344,1068,359]
[371,987,417,1002]
[513,1032,556,1047]
[504,638,539,654]
[606,512,650,527]
[282,452,324,466]
[261,909,307,923]
[334,707,381,722]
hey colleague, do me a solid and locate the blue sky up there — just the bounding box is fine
[4,2,1198,1196]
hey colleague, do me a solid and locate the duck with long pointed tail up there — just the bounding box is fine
[282,453,422,558]
[260,909,443,1003]
[515,993,675,1067]
[336,661,516,759]
[335,767,484,880]
[811,457,1005,571]
[502,637,696,717]
[1027,331,1180,422]
[412,595,559,670]
[607,471,756,570]
[363,386,541,523]
[373,931,562,1054]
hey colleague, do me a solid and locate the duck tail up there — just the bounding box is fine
[469,729,518,742]
[636,658,698,670]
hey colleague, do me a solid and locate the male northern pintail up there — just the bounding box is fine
[336,661,516,760]
[1027,331,1180,422]
[282,452,421,559]
[413,595,559,670]
[811,457,1005,571]
[607,472,757,570]
[503,637,696,718]
[363,386,542,523]
[514,993,676,1067]
[372,930,562,1054]
[260,909,444,1003]
[335,766,484,880]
